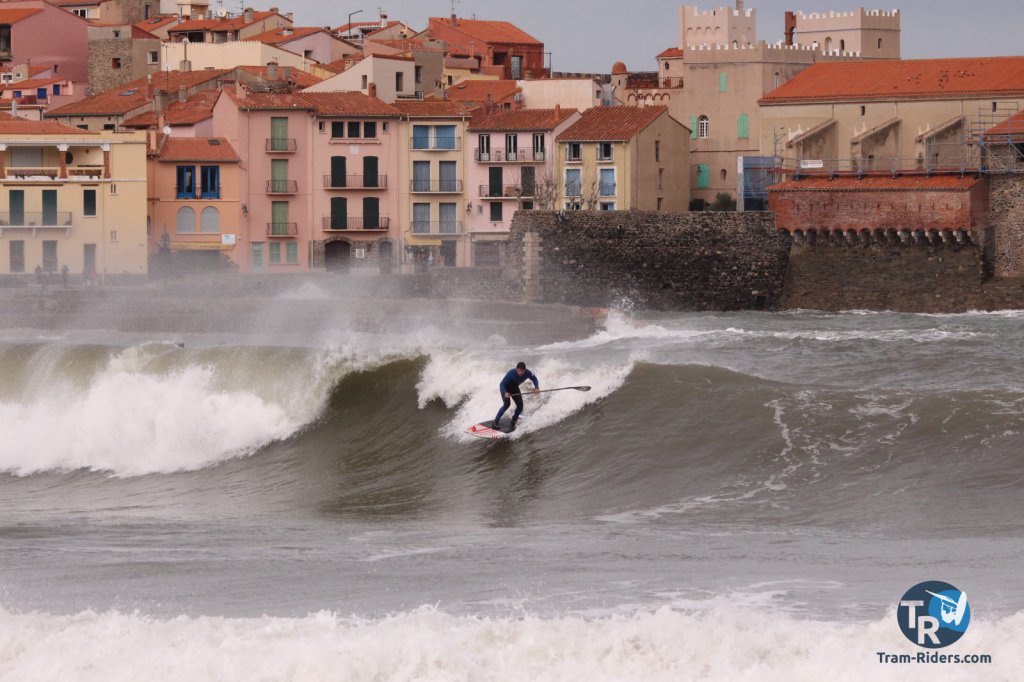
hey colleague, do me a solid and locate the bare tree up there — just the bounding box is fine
[533,166,561,210]
[580,168,601,210]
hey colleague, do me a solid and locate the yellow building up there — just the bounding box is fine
[555,106,690,212]
[0,118,148,279]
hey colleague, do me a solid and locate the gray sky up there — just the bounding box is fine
[292,0,1024,73]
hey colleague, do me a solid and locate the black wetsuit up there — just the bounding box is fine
[494,369,539,426]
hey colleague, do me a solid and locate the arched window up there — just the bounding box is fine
[720,169,727,181]
[824,37,832,52]
[877,38,883,49]
[774,72,781,89]
[737,113,750,139]
[839,39,846,51]
[698,115,710,139]
[200,207,220,233]
[176,206,195,233]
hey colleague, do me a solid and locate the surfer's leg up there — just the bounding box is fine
[495,395,511,424]
[510,394,524,426]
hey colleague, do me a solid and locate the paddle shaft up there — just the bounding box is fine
[509,386,591,397]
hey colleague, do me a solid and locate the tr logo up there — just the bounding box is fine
[898,581,971,648]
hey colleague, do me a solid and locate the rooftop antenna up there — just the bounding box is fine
[449,0,459,17]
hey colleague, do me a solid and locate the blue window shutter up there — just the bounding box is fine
[719,73,727,92]
[697,164,709,189]
[738,113,750,139]
[690,115,697,140]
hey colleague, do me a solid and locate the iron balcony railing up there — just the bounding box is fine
[265,138,297,152]
[410,179,463,193]
[474,148,546,163]
[266,222,298,236]
[410,221,464,235]
[266,179,298,194]
[322,174,388,190]
[478,184,534,199]
[0,211,72,227]
[322,216,391,231]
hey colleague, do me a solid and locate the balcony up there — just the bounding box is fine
[600,182,617,196]
[478,184,533,200]
[266,179,298,194]
[410,221,464,235]
[410,136,461,151]
[266,222,298,237]
[322,174,388,190]
[474,148,545,163]
[322,216,391,231]
[410,179,463,194]
[0,211,73,237]
[5,166,106,180]
[266,138,298,153]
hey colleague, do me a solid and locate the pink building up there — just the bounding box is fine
[248,26,358,65]
[465,107,579,265]
[212,87,403,273]
[0,2,90,83]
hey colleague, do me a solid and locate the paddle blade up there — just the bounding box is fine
[575,386,592,392]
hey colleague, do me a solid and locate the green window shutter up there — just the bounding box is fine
[738,113,750,139]
[697,164,709,189]
[690,115,697,140]
[719,73,727,92]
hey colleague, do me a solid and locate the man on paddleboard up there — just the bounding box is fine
[495,362,540,431]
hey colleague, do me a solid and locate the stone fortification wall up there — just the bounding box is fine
[507,211,788,311]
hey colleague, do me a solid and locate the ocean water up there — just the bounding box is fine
[1,292,1022,680]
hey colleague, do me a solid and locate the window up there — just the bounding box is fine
[737,113,750,139]
[439,203,457,233]
[361,75,368,89]
[348,121,361,138]
[200,166,219,198]
[112,30,121,38]
[331,121,345,138]
[110,229,118,242]
[42,240,57,272]
[176,206,195,233]
[698,115,709,139]
[435,125,457,150]
[413,203,430,233]
[269,241,281,264]
[36,88,47,101]
[439,160,458,192]
[285,242,298,264]
[567,142,582,161]
[565,168,581,196]
[720,168,727,181]
[655,140,661,162]
[861,105,866,116]
[490,202,503,222]
[176,166,196,198]
[774,72,781,89]
[719,73,727,92]
[599,202,615,211]
[52,84,60,96]
[318,121,326,133]
[364,121,377,138]
[9,241,24,273]
[477,133,491,160]
[83,189,96,216]
[697,163,709,189]
[839,39,845,51]
[599,168,615,196]
[109,183,117,195]
[533,133,545,158]
[395,72,404,92]
[147,51,159,65]
[415,65,423,84]
[382,122,389,133]
[200,207,219,233]
[412,125,430,150]
[413,161,430,191]
[877,38,882,49]
[658,168,664,190]
[270,117,288,150]
[505,133,518,157]
[251,243,264,271]
[657,197,664,211]
[598,142,613,161]
[111,57,122,69]
[304,49,314,60]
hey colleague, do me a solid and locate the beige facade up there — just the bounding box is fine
[303,56,417,103]
[680,2,757,49]
[0,127,148,279]
[517,78,604,111]
[789,8,900,59]
[161,41,310,72]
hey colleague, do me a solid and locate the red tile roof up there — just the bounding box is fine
[762,57,1024,105]
[231,90,401,116]
[0,8,43,24]
[236,65,322,88]
[123,90,222,128]
[469,107,577,132]
[156,137,240,162]
[131,25,159,39]
[168,11,283,33]
[557,106,669,142]
[391,100,474,118]
[428,17,541,45]
[657,47,685,59]
[133,15,178,33]
[46,70,229,117]
[334,20,401,34]
[2,77,65,91]
[445,79,519,104]
[769,176,983,192]
[984,111,1024,138]
[249,26,326,45]
[0,119,95,135]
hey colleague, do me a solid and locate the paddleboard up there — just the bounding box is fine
[466,417,523,440]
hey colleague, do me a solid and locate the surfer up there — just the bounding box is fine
[495,362,540,431]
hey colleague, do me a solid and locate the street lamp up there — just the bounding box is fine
[347,9,363,39]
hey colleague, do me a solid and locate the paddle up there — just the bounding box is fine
[515,386,591,396]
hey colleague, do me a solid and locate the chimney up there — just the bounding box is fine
[281,65,292,83]
[266,61,279,80]
[268,7,278,14]
[285,12,293,22]
[146,73,153,99]
[368,82,378,100]
[177,86,187,103]
[450,13,457,27]
[736,0,744,10]
[157,112,166,132]
[179,59,191,72]
[554,103,561,121]
[784,11,796,46]
[243,7,254,23]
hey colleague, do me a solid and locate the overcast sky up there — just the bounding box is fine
[291,0,1024,73]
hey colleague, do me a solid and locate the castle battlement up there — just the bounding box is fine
[684,7,755,18]
[793,8,899,20]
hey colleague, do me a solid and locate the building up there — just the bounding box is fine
[465,107,580,266]
[248,26,358,65]
[758,57,1024,174]
[133,14,180,40]
[786,8,900,58]
[0,116,148,278]
[555,106,690,212]
[165,8,292,43]
[426,16,547,81]
[392,100,471,268]
[444,80,520,109]
[87,23,161,94]
[303,54,417,103]
[0,2,91,83]
[516,78,605,111]
[148,135,242,270]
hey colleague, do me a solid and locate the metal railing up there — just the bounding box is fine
[266,222,298,236]
[0,211,72,227]
[322,216,391,230]
[266,138,297,152]
[565,182,582,197]
[478,184,533,199]
[474,148,546,163]
[775,155,978,178]
[266,179,298,194]
[322,174,388,189]
[411,136,461,151]
[599,182,616,196]
[5,167,105,179]
[410,179,463,193]
[410,221,464,235]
